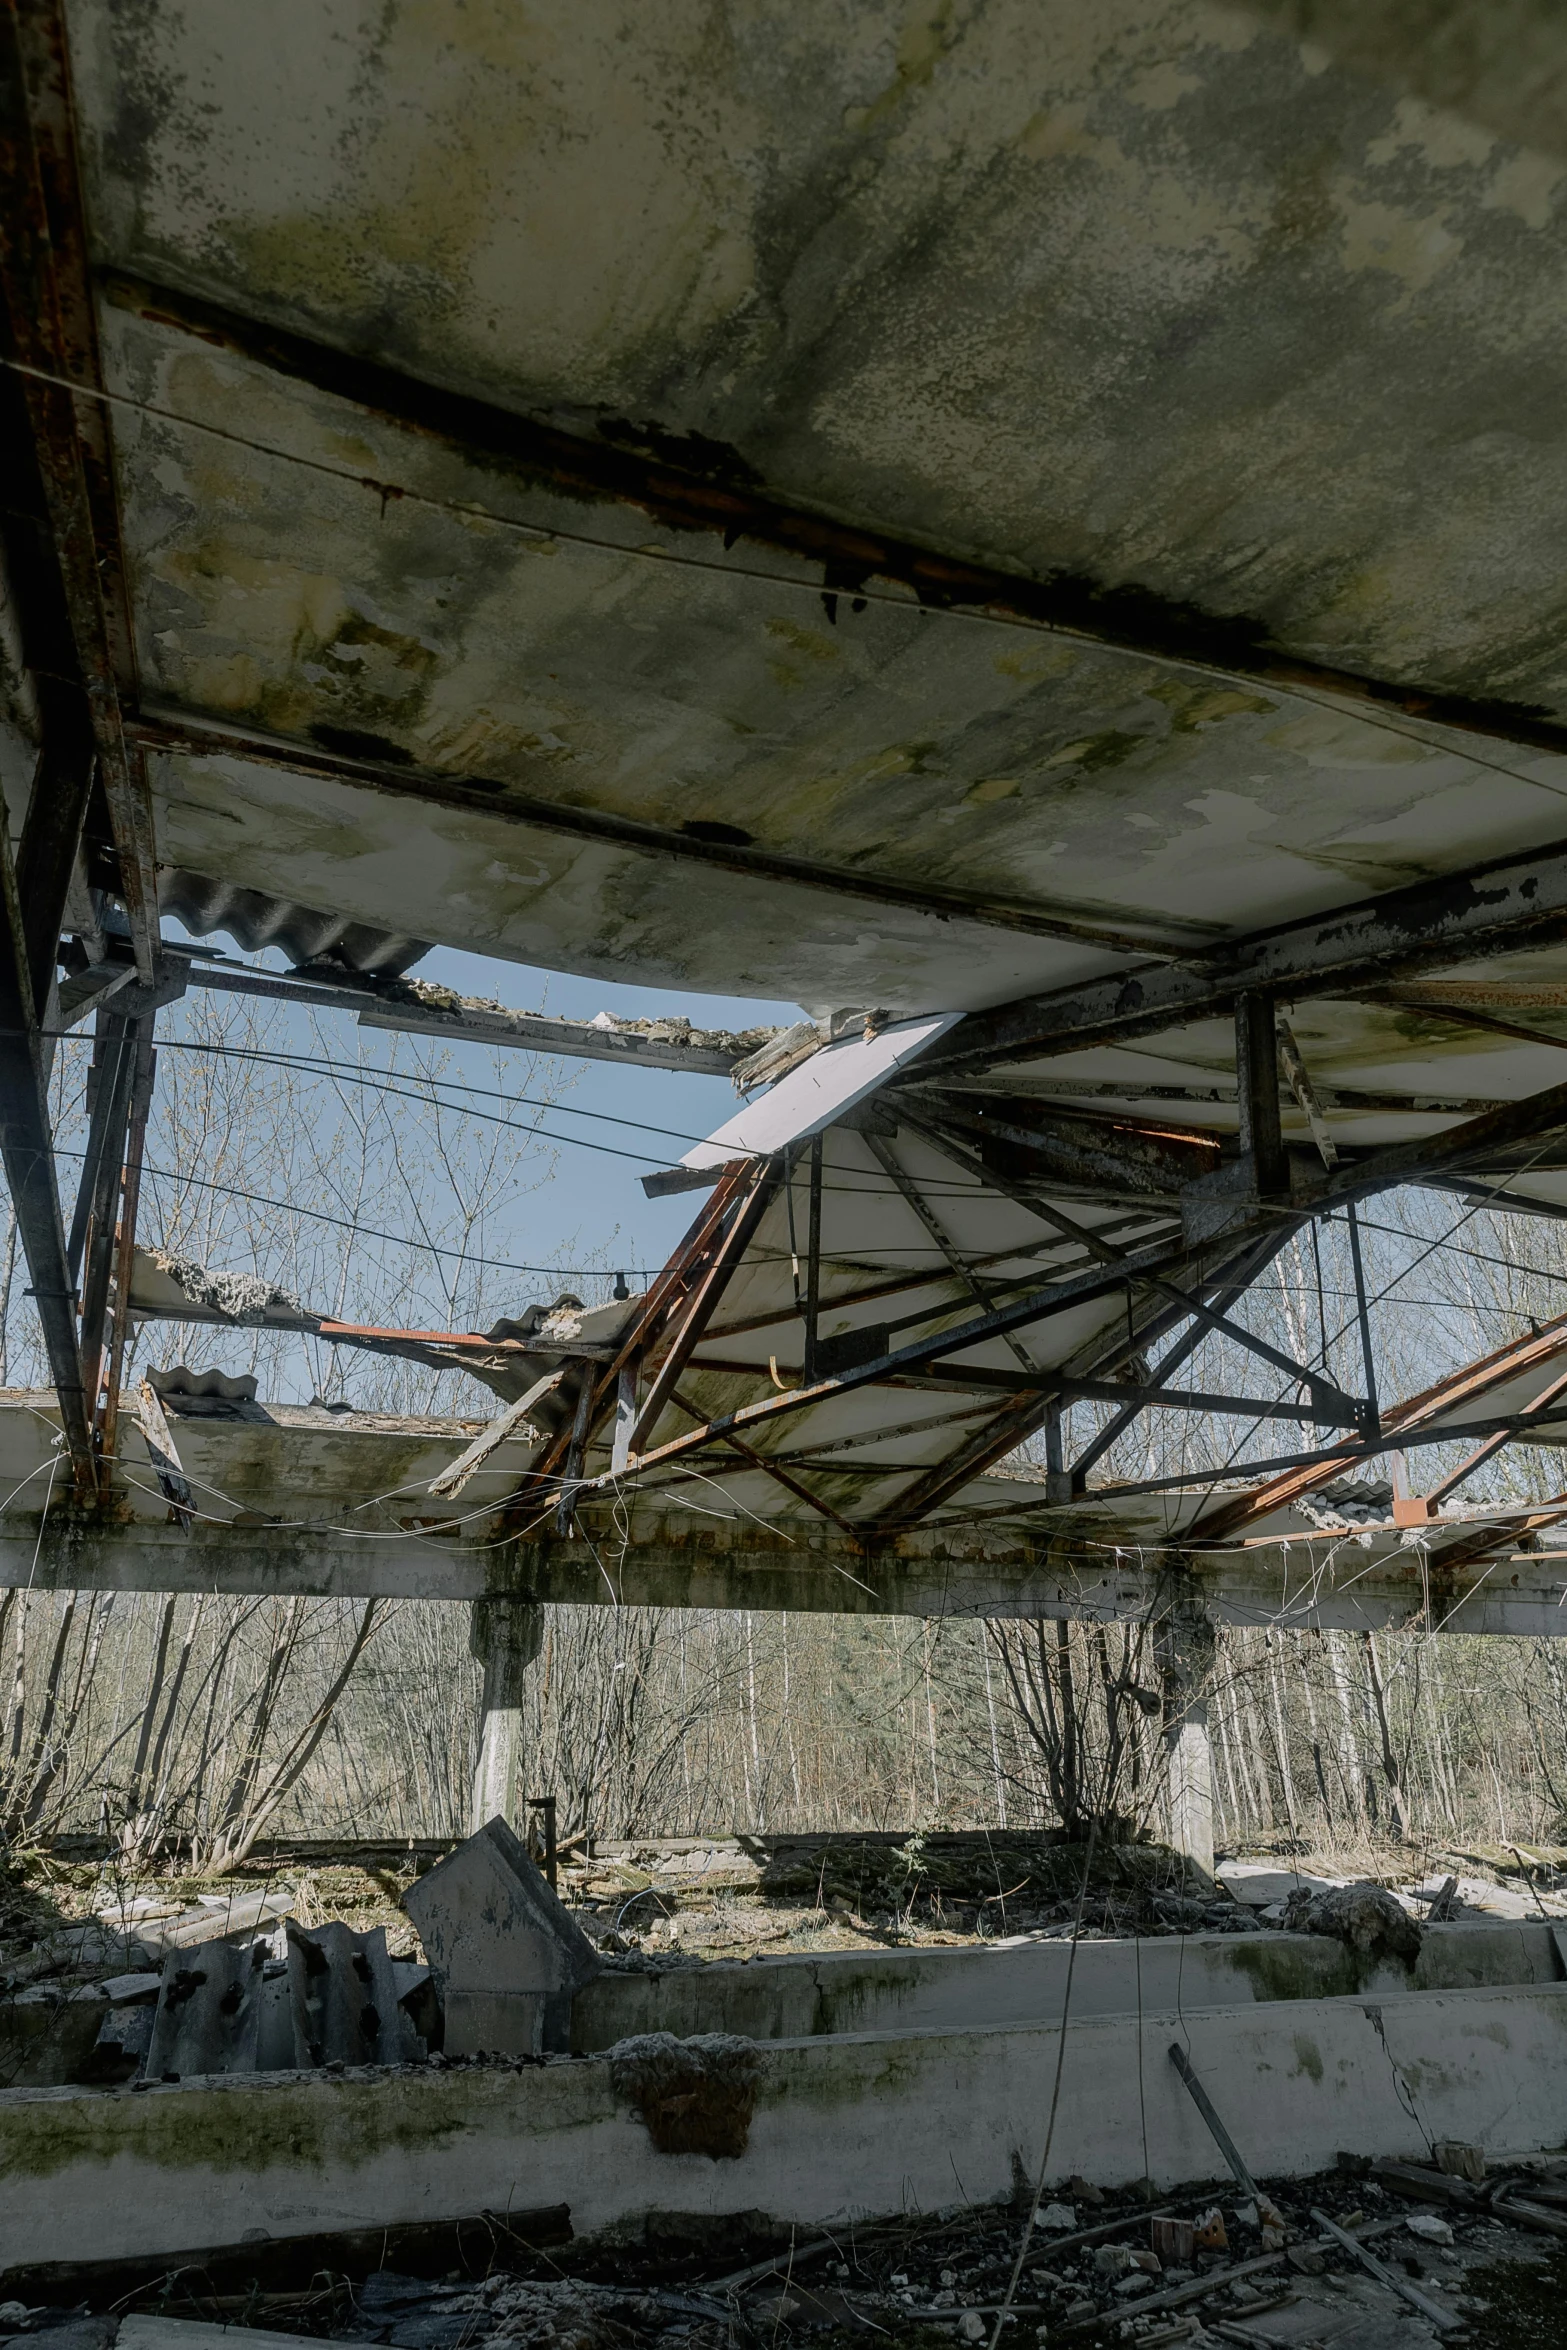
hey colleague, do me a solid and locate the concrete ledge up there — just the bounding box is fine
[570,1922,1567,2048]
[4,1983,1566,2265]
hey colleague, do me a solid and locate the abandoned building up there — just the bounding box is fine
[12,1,1567,2342]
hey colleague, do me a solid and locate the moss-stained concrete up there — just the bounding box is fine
[0,2061,613,2184]
[571,1923,1562,2052]
[6,1986,1567,2268]
[28,0,1567,1041]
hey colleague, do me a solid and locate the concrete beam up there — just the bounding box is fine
[1,1388,1560,1631]
[3,1505,1566,1635]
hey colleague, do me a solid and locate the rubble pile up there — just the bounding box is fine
[3,2154,1566,2347]
[567,1833,1249,1958]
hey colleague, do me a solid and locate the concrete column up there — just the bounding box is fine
[468,1598,544,1833]
[1155,1602,1217,1881]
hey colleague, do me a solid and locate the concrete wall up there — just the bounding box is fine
[5,1984,1567,2266]
[571,1922,1567,2049]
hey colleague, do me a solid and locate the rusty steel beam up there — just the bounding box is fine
[861,1128,1040,1374]
[1065,1224,1300,1491]
[526,1173,750,1495]
[870,1219,1302,1531]
[923,1094,1222,1200]
[927,835,1567,1077]
[1057,1405,1567,1506]
[629,1165,780,1450]
[582,1213,1337,1496]
[896,1104,1358,1422]
[96,1015,153,1463]
[669,1387,864,1545]
[101,269,1567,773]
[0,2,158,980]
[1192,1303,1567,1540]
[700,1227,1130,1345]
[1309,1068,1567,1208]
[0,806,92,1483]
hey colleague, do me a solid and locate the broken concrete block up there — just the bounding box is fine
[96,1971,161,2004]
[1279,1880,1422,1964]
[87,1998,156,2082]
[404,1815,600,2056]
[608,2030,763,2158]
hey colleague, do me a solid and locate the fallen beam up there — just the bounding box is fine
[181,958,767,1076]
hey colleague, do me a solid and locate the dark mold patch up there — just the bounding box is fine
[99,272,1567,766]
[609,2032,763,2160]
[310,722,417,765]
[680,819,754,847]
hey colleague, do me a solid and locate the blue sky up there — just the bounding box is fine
[163,921,806,1298]
[413,942,806,1280]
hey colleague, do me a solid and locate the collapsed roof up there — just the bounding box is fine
[10,1,1567,1534]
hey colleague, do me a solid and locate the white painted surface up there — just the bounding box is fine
[7,1985,1567,2261]
[680,1014,962,1168]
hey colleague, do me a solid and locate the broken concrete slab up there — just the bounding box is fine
[405,1815,599,2057]
[1216,1865,1350,1908]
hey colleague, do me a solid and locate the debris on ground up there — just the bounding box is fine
[7,2155,1567,2347]
[1278,1878,1425,1963]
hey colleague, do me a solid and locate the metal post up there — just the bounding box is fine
[554,1372,596,1535]
[1345,1203,1381,1441]
[99,1025,155,1467]
[1234,989,1286,1196]
[611,1360,637,1474]
[468,1597,544,1832]
[0,798,93,1487]
[803,1132,823,1383]
[66,1012,131,1282]
[527,1793,559,1888]
[76,1021,137,1409]
[1155,1597,1216,1880]
[1044,1401,1071,1505]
